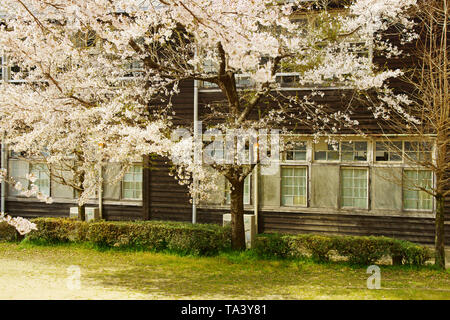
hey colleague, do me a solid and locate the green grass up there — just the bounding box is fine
[0,241,449,299]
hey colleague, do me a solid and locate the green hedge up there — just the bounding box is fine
[25,218,88,243]
[0,221,19,242]
[24,218,231,256]
[254,233,432,266]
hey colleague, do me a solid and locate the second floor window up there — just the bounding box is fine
[375,141,433,163]
[314,141,368,162]
[283,140,307,161]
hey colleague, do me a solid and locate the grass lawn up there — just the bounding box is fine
[0,241,449,300]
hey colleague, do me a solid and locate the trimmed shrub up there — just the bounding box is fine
[254,233,432,266]
[253,233,291,259]
[0,221,19,242]
[333,236,393,265]
[288,234,336,262]
[26,218,88,243]
[25,218,231,256]
[390,240,432,266]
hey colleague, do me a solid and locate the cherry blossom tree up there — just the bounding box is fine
[0,0,420,250]
[0,169,50,235]
[372,0,448,269]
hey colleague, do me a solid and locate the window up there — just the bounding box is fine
[30,163,50,196]
[10,64,29,82]
[375,141,402,162]
[225,175,251,205]
[283,140,307,161]
[314,141,339,161]
[403,170,433,211]
[314,141,368,162]
[123,60,144,78]
[72,30,97,49]
[404,141,433,162]
[122,165,142,200]
[203,139,224,164]
[375,140,433,163]
[281,167,307,206]
[8,160,29,196]
[277,11,373,88]
[341,141,367,161]
[340,168,368,209]
[8,161,50,197]
[0,54,5,82]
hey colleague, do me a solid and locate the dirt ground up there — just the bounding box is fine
[0,258,153,299]
[1,243,449,300]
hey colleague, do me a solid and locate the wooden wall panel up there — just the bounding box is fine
[258,211,450,245]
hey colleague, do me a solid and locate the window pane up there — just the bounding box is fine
[340,168,367,209]
[328,151,339,160]
[281,167,307,206]
[403,170,433,210]
[122,165,143,200]
[314,151,326,160]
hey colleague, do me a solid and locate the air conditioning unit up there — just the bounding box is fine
[223,214,256,249]
[69,207,99,221]
[69,207,79,220]
[85,207,100,222]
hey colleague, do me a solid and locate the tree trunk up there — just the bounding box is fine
[435,194,446,269]
[78,204,86,221]
[230,178,246,250]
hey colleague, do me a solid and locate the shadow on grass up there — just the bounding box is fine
[14,239,449,299]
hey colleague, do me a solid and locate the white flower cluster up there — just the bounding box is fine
[0,213,37,235]
[0,0,419,202]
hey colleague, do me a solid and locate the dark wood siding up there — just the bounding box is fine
[258,211,450,245]
[5,200,142,221]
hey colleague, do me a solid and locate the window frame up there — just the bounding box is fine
[121,164,143,201]
[29,162,51,197]
[402,168,434,212]
[313,140,369,163]
[282,138,308,162]
[199,10,373,91]
[339,166,370,210]
[7,159,54,198]
[280,165,309,208]
[374,140,434,164]
[224,174,252,206]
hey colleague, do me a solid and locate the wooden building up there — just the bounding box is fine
[1,6,449,246]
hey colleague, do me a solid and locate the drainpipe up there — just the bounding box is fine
[98,165,103,219]
[1,135,6,213]
[253,163,259,234]
[192,78,199,224]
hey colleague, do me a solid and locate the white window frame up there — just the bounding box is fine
[224,174,252,206]
[402,168,434,212]
[280,165,308,207]
[339,166,369,210]
[314,140,368,163]
[374,140,434,164]
[121,164,143,200]
[282,139,308,162]
[29,163,51,196]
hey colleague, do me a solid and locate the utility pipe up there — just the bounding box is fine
[1,135,6,213]
[192,78,199,224]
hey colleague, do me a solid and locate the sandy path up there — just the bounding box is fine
[0,258,155,300]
